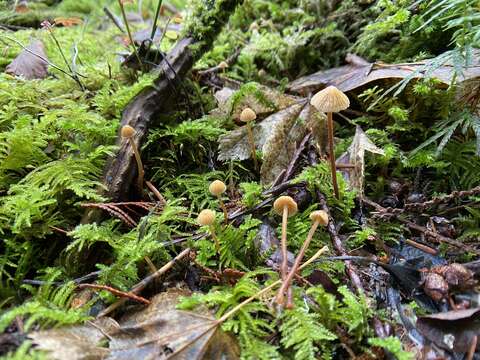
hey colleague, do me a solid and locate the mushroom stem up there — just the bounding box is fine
[280,205,289,286]
[245,122,258,172]
[217,196,228,223]
[276,220,320,306]
[209,225,220,253]
[128,137,145,190]
[327,112,339,199]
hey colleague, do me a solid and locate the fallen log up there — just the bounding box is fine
[102,0,242,202]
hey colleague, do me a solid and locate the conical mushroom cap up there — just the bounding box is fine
[240,108,257,123]
[209,180,226,196]
[218,61,228,69]
[121,125,136,138]
[197,209,216,226]
[310,86,350,113]
[309,210,328,226]
[273,196,297,217]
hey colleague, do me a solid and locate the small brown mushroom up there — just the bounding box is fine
[209,180,228,222]
[240,107,258,172]
[273,196,298,302]
[197,209,220,252]
[276,210,328,307]
[121,125,144,190]
[218,61,229,73]
[310,86,350,199]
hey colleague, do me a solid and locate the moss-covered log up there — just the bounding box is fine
[102,0,243,202]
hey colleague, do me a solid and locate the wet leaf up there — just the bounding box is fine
[288,52,480,94]
[218,101,315,184]
[212,84,298,121]
[337,126,384,195]
[29,317,117,360]
[54,17,83,27]
[5,40,49,80]
[417,307,480,353]
[30,289,239,360]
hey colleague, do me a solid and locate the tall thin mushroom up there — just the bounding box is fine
[276,210,329,307]
[310,86,350,199]
[240,107,258,172]
[209,180,228,223]
[273,196,298,302]
[197,209,220,253]
[121,125,144,190]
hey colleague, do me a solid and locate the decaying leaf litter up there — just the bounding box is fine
[1,0,480,359]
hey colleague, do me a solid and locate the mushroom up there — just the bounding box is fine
[197,209,220,252]
[276,210,329,307]
[218,61,228,73]
[121,125,144,190]
[273,196,298,299]
[209,180,228,222]
[240,107,258,172]
[310,86,350,199]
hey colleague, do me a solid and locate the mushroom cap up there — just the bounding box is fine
[273,196,298,217]
[218,61,229,69]
[197,209,216,226]
[240,107,257,123]
[209,180,227,196]
[309,210,329,226]
[310,86,350,113]
[121,125,136,138]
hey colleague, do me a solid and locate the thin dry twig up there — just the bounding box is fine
[77,283,151,305]
[98,248,191,317]
[363,197,480,255]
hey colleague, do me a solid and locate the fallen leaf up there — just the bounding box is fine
[288,52,480,95]
[5,40,49,80]
[260,102,322,184]
[15,0,29,13]
[337,126,384,195]
[54,17,83,27]
[30,317,118,360]
[212,83,298,121]
[30,289,239,360]
[417,307,480,353]
[216,84,327,184]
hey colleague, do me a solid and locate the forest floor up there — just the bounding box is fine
[1,0,480,359]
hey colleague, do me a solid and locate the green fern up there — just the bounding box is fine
[280,308,337,360]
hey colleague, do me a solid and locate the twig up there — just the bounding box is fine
[404,186,480,212]
[145,181,167,205]
[103,7,125,33]
[150,0,163,41]
[98,248,191,317]
[118,0,144,73]
[77,283,150,305]
[363,197,480,255]
[282,133,311,182]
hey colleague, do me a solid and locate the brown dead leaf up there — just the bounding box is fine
[417,307,480,353]
[30,289,239,360]
[29,317,118,360]
[218,100,320,184]
[5,40,49,80]
[288,52,480,95]
[212,84,299,121]
[216,84,327,184]
[54,17,83,27]
[14,0,29,13]
[337,126,384,195]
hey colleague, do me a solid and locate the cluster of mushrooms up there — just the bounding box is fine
[198,181,329,309]
[120,85,351,309]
